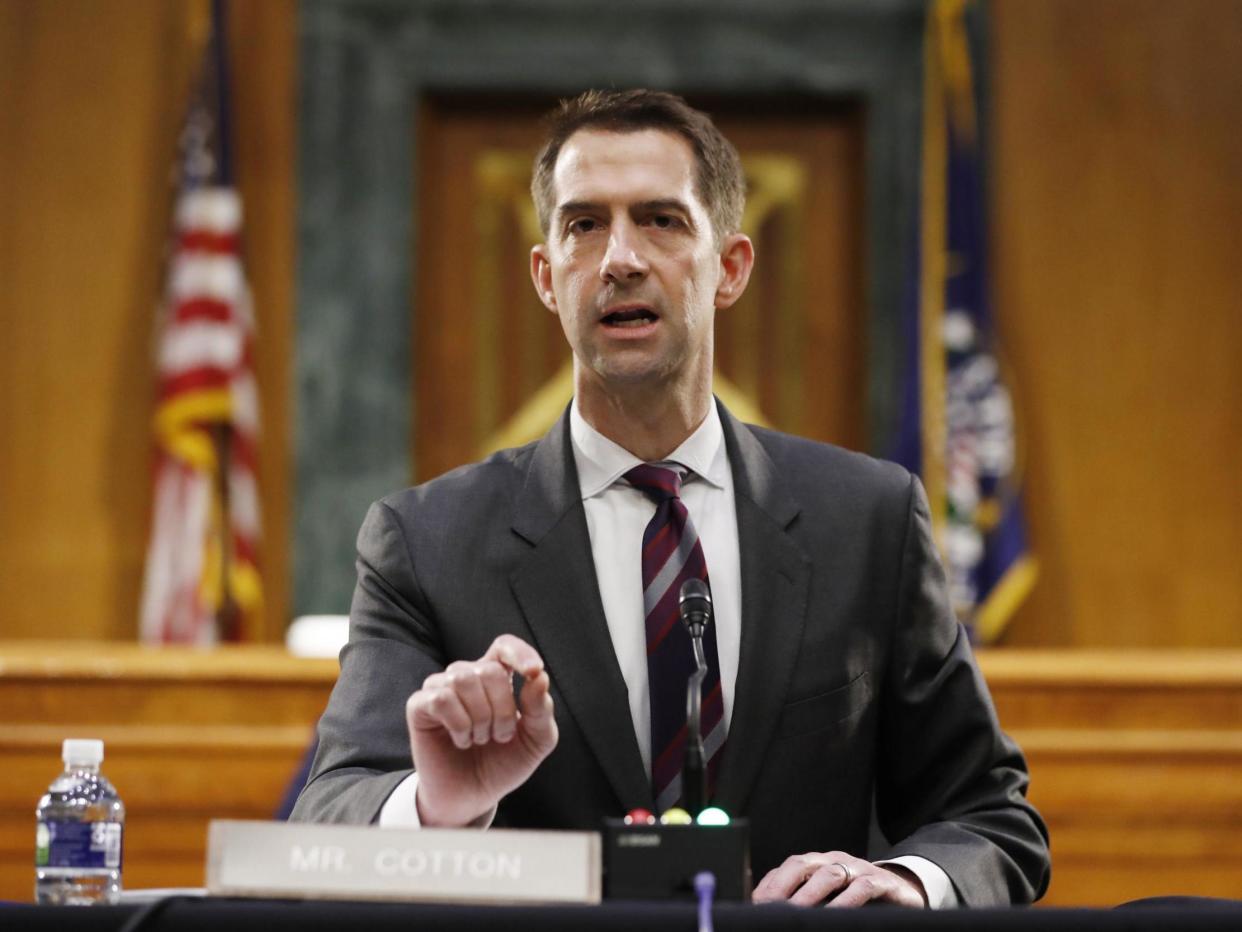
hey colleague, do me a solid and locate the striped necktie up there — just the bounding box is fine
[624,463,726,812]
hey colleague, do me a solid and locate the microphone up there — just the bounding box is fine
[679,578,712,639]
[679,579,713,816]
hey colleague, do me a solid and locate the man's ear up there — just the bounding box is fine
[714,233,755,310]
[530,244,558,314]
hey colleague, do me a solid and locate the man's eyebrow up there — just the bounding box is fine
[554,200,603,222]
[553,198,696,221]
[634,198,693,216]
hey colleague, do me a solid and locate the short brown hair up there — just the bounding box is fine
[531,89,746,245]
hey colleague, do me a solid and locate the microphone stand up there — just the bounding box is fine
[678,578,713,818]
[683,627,708,817]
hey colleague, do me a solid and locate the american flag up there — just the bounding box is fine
[140,0,262,644]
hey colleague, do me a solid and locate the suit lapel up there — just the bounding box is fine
[509,412,653,812]
[713,404,811,815]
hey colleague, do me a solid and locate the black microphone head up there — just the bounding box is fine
[678,579,712,635]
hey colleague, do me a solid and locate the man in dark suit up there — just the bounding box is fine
[291,89,1050,908]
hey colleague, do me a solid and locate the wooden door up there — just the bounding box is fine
[413,95,865,481]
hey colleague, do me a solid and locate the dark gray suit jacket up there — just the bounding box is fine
[291,403,1050,906]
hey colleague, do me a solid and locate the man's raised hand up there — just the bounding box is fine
[405,634,558,827]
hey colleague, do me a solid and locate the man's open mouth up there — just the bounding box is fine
[601,307,659,328]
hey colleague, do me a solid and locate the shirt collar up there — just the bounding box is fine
[569,398,729,500]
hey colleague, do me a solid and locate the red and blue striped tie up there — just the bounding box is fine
[624,463,726,812]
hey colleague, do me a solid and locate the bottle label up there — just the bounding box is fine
[36,821,123,870]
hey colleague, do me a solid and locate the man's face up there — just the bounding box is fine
[531,129,747,393]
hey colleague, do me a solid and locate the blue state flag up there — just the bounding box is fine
[893,0,1037,644]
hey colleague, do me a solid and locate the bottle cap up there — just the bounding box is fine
[62,739,104,767]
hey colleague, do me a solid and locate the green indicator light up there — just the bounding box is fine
[695,806,730,826]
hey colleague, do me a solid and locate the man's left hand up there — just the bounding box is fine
[752,852,928,908]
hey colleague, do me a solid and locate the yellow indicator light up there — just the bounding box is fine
[659,807,693,825]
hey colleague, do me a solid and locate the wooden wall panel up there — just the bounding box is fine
[0,0,294,642]
[990,1,1242,646]
[715,109,867,452]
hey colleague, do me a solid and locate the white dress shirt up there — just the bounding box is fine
[378,401,956,908]
[570,400,741,780]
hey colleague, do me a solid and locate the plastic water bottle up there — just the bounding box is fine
[34,739,125,905]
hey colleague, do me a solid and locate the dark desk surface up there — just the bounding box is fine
[5,898,1242,932]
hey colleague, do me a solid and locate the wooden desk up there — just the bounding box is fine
[1,643,1239,906]
[0,643,337,901]
[979,650,1242,906]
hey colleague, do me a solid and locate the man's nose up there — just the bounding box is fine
[599,222,649,284]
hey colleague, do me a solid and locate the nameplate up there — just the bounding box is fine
[206,820,601,905]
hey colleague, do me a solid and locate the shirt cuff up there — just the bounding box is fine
[377,772,423,827]
[875,855,959,909]
[377,773,496,829]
